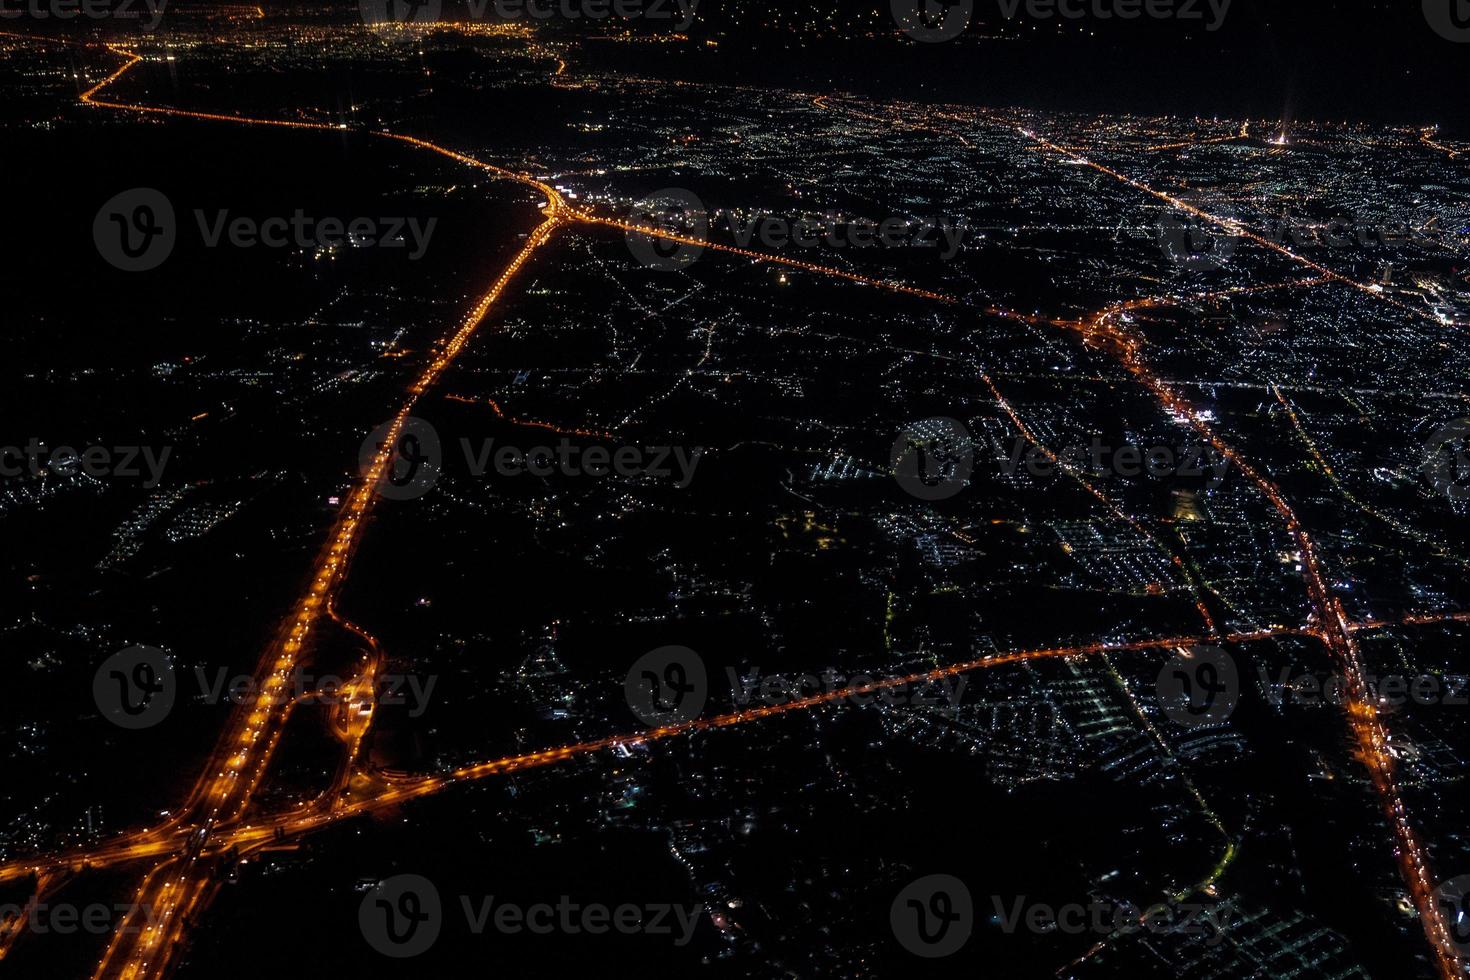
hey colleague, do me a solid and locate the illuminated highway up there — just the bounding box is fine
[812,91,1465,978]
[84,220,571,980]
[573,210,958,303]
[0,32,1461,980]
[72,39,572,980]
[1421,126,1463,161]
[980,370,1220,637]
[1073,294,1463,979]
[1020,125,1464,330]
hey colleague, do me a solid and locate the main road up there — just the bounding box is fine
[0,32,1458,980]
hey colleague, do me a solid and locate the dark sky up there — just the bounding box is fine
[259,1,1468,132]
[685,0,1468,133]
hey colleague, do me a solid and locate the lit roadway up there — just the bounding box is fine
[1066,275,1462,979]
[0,33,1461,980]
[979,369,1219,637]
[77,38,573,980]
[815,91,1467,976]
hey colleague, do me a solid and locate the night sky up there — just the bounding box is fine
[650,0,1468,132]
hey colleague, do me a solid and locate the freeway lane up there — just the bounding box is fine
[87,214,569,979]
[71,40,573,980]
[815,89,1465,976]
[0,33,1460,979]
